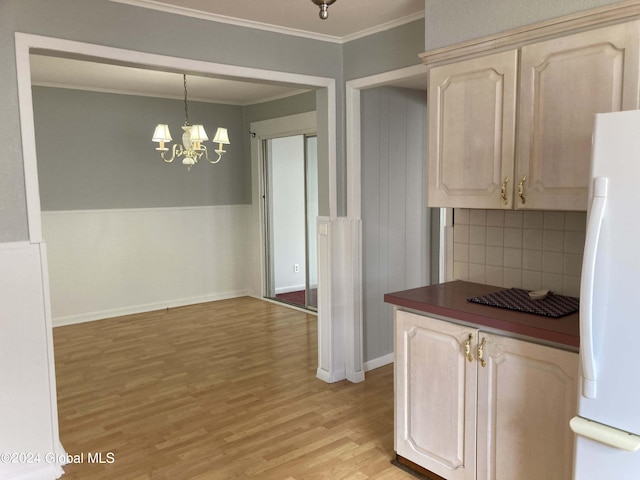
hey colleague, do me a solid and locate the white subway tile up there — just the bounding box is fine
[523,229,543,250]
[543,251,564,274]
[470,225,486,245]
[523,249,543,271]
[451,208,585,297]
[486,246,504,266]
[563,253,583,276]
[504,210,523,228]
[486,210,505,227]
[563,275,581,297]
[455,208,470,225]
[544,211,565,230]
[522,270,542,291]
[564,231,586,254]
[454,261,469,281]
[454,242,469,262]
[485,266,504,287]
[543,230,565,252]
[454,224,469,244]
[523,211,544,229]
[469,263,486,283]
[565,212,587,232]
[504,228,523,248]
[504,248,523,268]
[504,268,523,288]
[469,244,486,264]
[541,272,564,293]
[486,226,504,246]
[470,209,487,226]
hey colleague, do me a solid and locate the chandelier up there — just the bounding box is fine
[311,0,336,19]
[152,74,230,171]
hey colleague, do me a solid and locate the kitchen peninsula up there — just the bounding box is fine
[386,281,579,480]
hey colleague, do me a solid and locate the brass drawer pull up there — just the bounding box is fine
[500,177,509,205]
[518,176,527,204]
[464,334,474,362]
[478,337,487,368]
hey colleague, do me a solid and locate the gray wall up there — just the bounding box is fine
[0,0,343,241]
[343,18,426,80]
[1,0,426,241]
[32,87,247,210]
[32,87,319,211]
[424,0,626,50]
[361,86,429,363]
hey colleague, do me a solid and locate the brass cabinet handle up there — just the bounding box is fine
[464,334,474,363]
[518,176,527,204]
[478,337,487,368]
[500,176,509,205]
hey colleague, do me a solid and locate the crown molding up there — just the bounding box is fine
[420,0,640,65]
[341,11,425,43]
[110,0,424,44]
[31,80,312,106]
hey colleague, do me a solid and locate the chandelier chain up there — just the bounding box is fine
[183,74,190,126]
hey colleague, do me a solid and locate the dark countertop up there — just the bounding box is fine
[384,280,580,349]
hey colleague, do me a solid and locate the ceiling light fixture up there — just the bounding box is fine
[311,0,336,20]
[152,74,230,171]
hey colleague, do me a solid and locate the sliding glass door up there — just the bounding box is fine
[263,134,318,311]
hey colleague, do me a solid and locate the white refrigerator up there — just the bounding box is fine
[571,110,640,479]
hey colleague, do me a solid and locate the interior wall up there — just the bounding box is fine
[0,2,427,474]
[32,87,247,209]
[424,0,626,50]
[343,18,426,81]
[32,86,316,325]
[361,86,429,365]
[0,0,343,243]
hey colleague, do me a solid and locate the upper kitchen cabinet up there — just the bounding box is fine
[425,18,640,211]
[517,21,640,211]
[427,50,517,209]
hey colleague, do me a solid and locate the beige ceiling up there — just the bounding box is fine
[112,0,425,41]
[32,0,427,105]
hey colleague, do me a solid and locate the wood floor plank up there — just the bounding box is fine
[53,297,415,479]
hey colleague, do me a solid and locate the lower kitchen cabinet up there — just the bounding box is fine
[395,310,578,480]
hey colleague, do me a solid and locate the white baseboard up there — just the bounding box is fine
[316,366,346,383]
[52,290,250,327]
[364,353,394,372]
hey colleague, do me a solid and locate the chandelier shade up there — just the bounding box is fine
[213,127,230,146]
[152,124,172,150]
[152,74,230,171]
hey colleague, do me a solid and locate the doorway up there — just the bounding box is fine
[263,134,318,311]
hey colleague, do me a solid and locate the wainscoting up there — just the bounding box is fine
[42,205,253,326]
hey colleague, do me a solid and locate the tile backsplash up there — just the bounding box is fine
[452,209,586,297]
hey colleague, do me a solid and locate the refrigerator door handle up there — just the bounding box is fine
[580,176,608,399]
[570,416,640,451]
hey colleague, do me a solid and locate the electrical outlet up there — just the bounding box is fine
[294,264,300,273]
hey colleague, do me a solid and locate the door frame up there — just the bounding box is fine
[261,132,319,311]
[250,112,317,302]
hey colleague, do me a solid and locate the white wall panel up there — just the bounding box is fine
[361,87,429,364]
[42,205,252,326]
[0,243,64,480]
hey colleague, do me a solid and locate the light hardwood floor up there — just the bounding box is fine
[53,297,416,479]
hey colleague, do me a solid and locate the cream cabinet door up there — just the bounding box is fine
[476,333,578,480]
[428,50,518,209]
[517,21,640,211]
[395,310,477,480]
